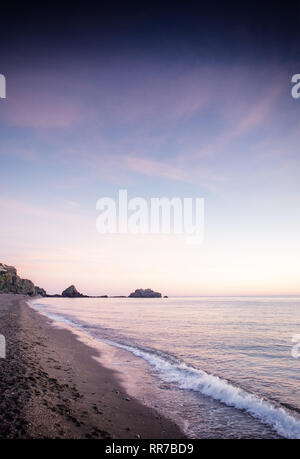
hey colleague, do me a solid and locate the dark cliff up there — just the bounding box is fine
[0,263,47,296]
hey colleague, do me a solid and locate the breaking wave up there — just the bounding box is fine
[29,301,300,439]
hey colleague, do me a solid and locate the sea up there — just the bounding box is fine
[28,296,300,439]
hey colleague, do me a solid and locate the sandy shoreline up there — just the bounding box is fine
[0,294,185,439]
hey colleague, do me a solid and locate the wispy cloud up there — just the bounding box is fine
[0,62,294,195]
[0,196,86,224]
[124,155,227,189]
[3,93,84,129]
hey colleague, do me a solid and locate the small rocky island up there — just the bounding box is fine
[0,262,165,300]
[128,288,162,298]
[61,285,86,298]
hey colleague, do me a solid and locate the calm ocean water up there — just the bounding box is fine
[29,297,300,438]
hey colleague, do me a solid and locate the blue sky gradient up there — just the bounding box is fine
[1,3,300,295]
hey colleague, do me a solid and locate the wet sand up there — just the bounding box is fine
[0,294,185,439]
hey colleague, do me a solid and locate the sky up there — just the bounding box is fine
[1,2,300,296]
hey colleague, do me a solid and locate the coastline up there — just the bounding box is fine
[0,294,185,439]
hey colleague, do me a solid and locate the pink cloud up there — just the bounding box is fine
[124,155,227,189]
[1,64,211,130]
[179,79,283,163]
[0,196,86,224]
[3,93,83,129]
[0,68,93,129]
[230,83,282,138]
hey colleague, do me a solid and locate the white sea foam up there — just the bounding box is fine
[28,301,300,439]
[100,338,300,439]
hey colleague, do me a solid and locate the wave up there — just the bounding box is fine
[28,301,300,439]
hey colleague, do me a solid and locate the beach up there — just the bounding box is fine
[0,294,185,439]
[28,295,300,439]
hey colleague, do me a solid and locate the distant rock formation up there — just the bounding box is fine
[0,263,47,296]
[61,285,85,298]
[35,286,47,297]
[128,288,162,298]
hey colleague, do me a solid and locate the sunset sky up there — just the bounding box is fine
[1,2,300,295]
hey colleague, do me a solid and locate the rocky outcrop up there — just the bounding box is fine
[34,286,47,297]
[19,278,35,296]
[128,288,162,298]
[61,285,85,298]
[0,263,47,296]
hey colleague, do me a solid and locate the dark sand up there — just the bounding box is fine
[0,294,185,439]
